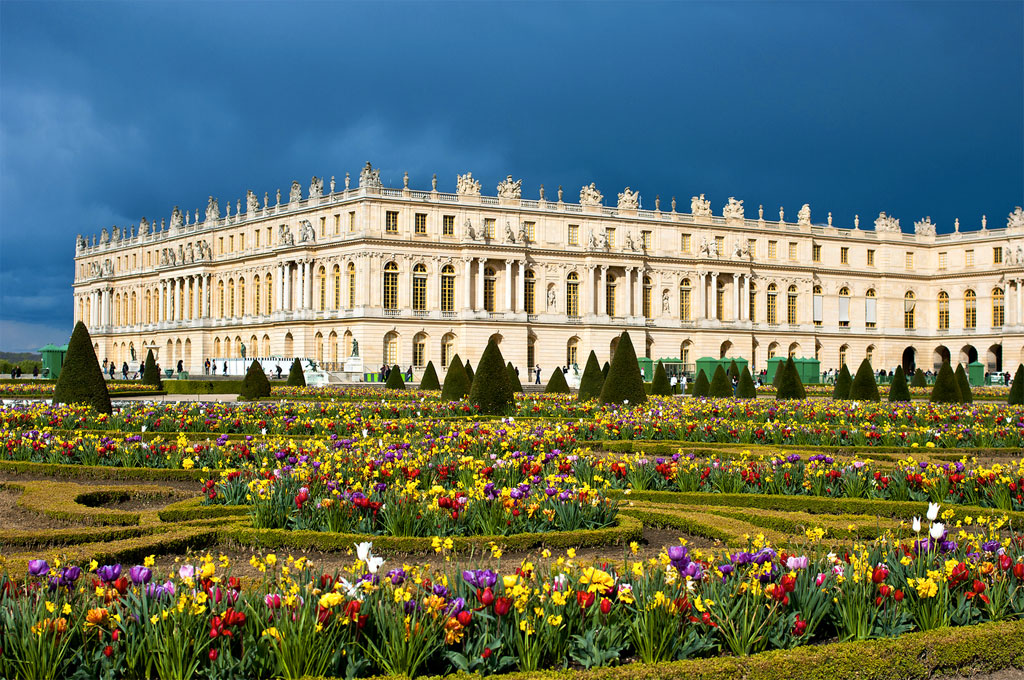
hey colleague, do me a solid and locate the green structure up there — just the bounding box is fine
[766,356,820,384]
[968,361,985,387]
[636,357,685,381]
[694,357,748,384]
[39,343,69,379]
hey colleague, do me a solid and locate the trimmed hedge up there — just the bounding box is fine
[506,362,523,393]
[441,354,471,400]
[887,365,910,402]
[955,363,973,404]
[287,358,306,387]
[1010,363,1024,405]
[599,331,646,405]
[850,358,880,401]
[419,361,440,391]
[385,365,407,390]
[157,496,249,522]
[691,369,710,398]
[775,357,805,400]
[240,360,271,400]
[649,361,672,396]
[53,321,112,414]
[464,360,475,383]
[930,361,960,404]
[736,366,756,399]
[142,349,163,389]
[544,367,571,394]
[468,339,513,414]
[4,480,180,526]
[577,351,605,401]
[0,459,206,481]
[832,364,852,399]
[164,379,244,394]
[911,367,928,388]
[708,364,734,398]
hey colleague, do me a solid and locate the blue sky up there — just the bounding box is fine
[1,1,1021,351]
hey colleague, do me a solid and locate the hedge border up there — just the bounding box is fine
[0,459,207,482]
[2,480,183,526]
[158,496,248,522]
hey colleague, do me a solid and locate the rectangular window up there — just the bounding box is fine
[715,235,725,255]
[768,240,777,259]
[812,244,822,262]
[385,211,398,233]
[442,342,453,368]
[239,233,245,250]
[442,215,454,236]
[840,247,849,264]
[788,242,797,260]
[334,214,340,235]
[524,221,535,242]
[905,251,914,270]
[642,230,652,250]
[938,252,947,270]
[415,213,427,235]
[994,246,1003,264]
[606,227,616,247]
[413,341,425,368]
[524,275,535,314]
[228,236,234,252]
[219,237,224,255]
[568,224,579,245]
[767,290,777,324]
[681,233,691,253]
[349,211,356,232]
[747,239,756,258]
[413,275,427,311]
[319,217,326,237]
[255,229,261,248]
[867,249,875,266]
[813,292,823,325]
[266,226,272,245]
[484,218,495,239]
[965,249,974,267]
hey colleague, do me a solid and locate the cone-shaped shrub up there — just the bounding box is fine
[691,369,710,398]
[419,361,440,390]
[930,361,961,404]
[578,351,605,401]
[598,332,647,405]
[888,365,911,402]
[53,321,112,414]
[772,363,784,387]
[728,360,740,381]
[911,368,928,388]
[385,364,406,390]
[505,362,523,393]
[775,357,806,400]
[602,362,610,379]
[286,358,306,387]
[240,360,271,400]
[850,359,880,401]
[1008,364,1024,405]
[954,364,972,404]
[441,354,471,400]
[736,366,757,399]
[650,361,672,396]
[545,367,570,394]
[467,340,513,414]
[464,360,474,383]
[142,349,163,389]
[832,364,852,400]
[709,364,734,398]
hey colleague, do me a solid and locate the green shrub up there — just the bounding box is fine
[772,362,784,387]
[505,362,523,393]
[545,367,571,394]
[708,364,734,398]
[598,332,647,405]
[578,351,605,401]
[728,360,740,381]
[888,365,911,402]
[440,354,471,400]
[142,349,163,389]
[850,358,880,401]
[419,361,440,390]
[385,365,406,390]
[832,364,852,399]
[52,322,111,414]
[286,358,306,387]
[911,368,928,388]
[775,356,806,400]
[736,366,756,399]
[464,360,474,383]
[692,369,710,398]
[1009,364,1024,406]
[930,361,961,404]
[239,360,271,400]
[955,363,973,404]
[467,340,513,414]
[602,361,610,378]
[650,361,672,396]
[164,380,242,395]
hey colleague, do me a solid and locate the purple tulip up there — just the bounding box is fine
[786,555,809,570]
[96,564,121,583]
[28,559,49,577]
[60,566,82,584]
[129,565,152,585]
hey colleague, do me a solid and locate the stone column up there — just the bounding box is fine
[190,276,198,320]
[284,263,292,311]
[742,275,750,320]
[587,265,595,315]
[505,259,514,312]
[710,272,718,320]
[476,258,485,311]
[732,275,740,322]
[516,261,525,313]
[168,279,176,322]
[275,265,283,312]
[634,269,643,318]
[306,261,314,310]
[1017,279,1022,327]
[157,283,165,323]
[600,266,608,315]
[463,258,473,311]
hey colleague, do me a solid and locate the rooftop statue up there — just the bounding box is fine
[617,187,639,210]
[913,216,937,236]
[874,211,901,233]
[289,181,302,204]
[170,206,183,231]
[139,217,149,235]
[359,162,382,189]
[579,183,603,207]
[456,172,481,196]
[205,196,220,222]
[797,204,811,226]
[309,176,323,199]
[100,227,110,244]
[1009,207,1024,230]
[690,194,711,217]
[247,191,259,214]
[723,197,745,221]
[497,175,522,199]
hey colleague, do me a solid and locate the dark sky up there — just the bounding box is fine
[1,1,1022,351]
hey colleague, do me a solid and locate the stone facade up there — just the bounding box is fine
[73,166,1024,377]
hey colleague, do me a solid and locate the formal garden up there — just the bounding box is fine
[2,322,1024,679]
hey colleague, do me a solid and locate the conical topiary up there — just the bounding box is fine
[728,360,740,382]
[545,367,571,394]
[467,340,514,414]
[602,361,610,379]
[772,362,784,387]
[849,358,879,401]
[954,364,972,404]
[930,361,961,404]
[691,369,710,398]
[649,361,672,396]
[1008,364,1024,405]
[911,368,928,388]
[385,364,406,390]
[578,351,605,401]
[142,349,163,389]
[441,354,472,400]
[505,362,523,393]
[598,332,647,405]
[464,360,475,384]
[419,361,440,390]
[775,357,806,400]
[53,321,112,414]
[240,360,271,400]
[832,364,852,400]
[888,365,911,402]
[708,364,734,398]
[736,366,757,399]
[286,358,306,387]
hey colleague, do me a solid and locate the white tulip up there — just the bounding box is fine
[912,517,922,533]
[367,555,385,574]
[929,522,945,540]
[355,541,373,563]
[927,503,940,521]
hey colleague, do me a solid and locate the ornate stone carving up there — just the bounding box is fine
[797,204,811,226]
[723,197,745,221]
[139,217,149,235]
[504,221,516,243]
[205,196,220,222]
[168,207,182,231]
[874,211,901,233]
[112,226,121,241]
[698,236,718,258]
[586,228,599,249]
[289,181,302,203]
[278,224,294,246]
[690,194,712,217]
[456,172,481,196]
[100,227,109,244]
[662,289,671,313]
[309,176,323,198]
[247,191,259,214]
[617,187,639,210]
[359,162,381,189]
[197,240,212,261]
[579,183,603,207]
[914,216,936,236]
[102,259,113,276]
[625,231,638,252]
[76,234,86,252]
[183,242,195,264]
[497,175,522,199]
[330,176,336,193]
[597,229,609,249]
[547,286,557,310]
[464,218,478,241]
[518,222,529,244]
[733,238,750,259]
[1008,207,1024,229]
[298,220,316,243]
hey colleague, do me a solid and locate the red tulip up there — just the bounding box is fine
[478,587,494,606]
[893,589,905,602]
[1013,562,1024,580]
[209,649,219,661]
[103,645,113,658]
[457,610,472,626]
[494,597,511,616]
[872,565,889,584]
[599,598,612,614]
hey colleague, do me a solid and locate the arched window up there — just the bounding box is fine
[332,265,341,311]
[317,266,326,311]
[265,274,273,315]
[413,264,428,311]
[218,280,225,318]
[383,332,399,365]
[964,290,976,329]
[679,278,691,321]
[993,287,1005,327]
[329,332,338,364]
[606,273,617,316]
[441,265,456,312]
[228,279,235,318]
[523,269,535,315]
[567,336,579,366]
[813,285,823,327]
[865,289,877,328]
[254,275,261,316]
[238,278,245,316]
[213,337,221,357]
[347,263,356,308]
[839,344,848,370]
[938,291,949,330]
[441,333,456,369]
[748,281,757,322]
[483,267,496,312]
[315,332,324,363]
[838,287,850,328]
[866,344,874,365]
[787,285,798,325]
[767,283,778,324]
[262,334,271,356]
[383,262,398,310]
[904,291,916,331]
[413,332,427,367]
[642,276,652,319]
[130,292,137,325]
[566,272,579,317]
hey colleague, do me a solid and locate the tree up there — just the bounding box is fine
[1008,364,1024,406]
[602,362,610,379]
[598,332,647,405]
[649,361,672,396]
[385,364,406,390]
[545,367,571,394]
[728,360,740,382]
[954,364,973,404]
[506,362,523,393]
[911,368,928,388]
[930,361,961,404]
[849,359,880,402]
[52,321,112,414]
[578,351,605,401]
[708,364,734,398]
[832,364,852,400]
[772,362,785,387]
[691,369,710,398]
[240,360,271,400]
[887,365,911,402]
[441,354,472,400]
[464,360,475,383]
[142,349,163,389]
[775,357,806,400]
[467,339,514,414]
[736,366,757,399]
[286,359,306,387]
[419,361,440,390]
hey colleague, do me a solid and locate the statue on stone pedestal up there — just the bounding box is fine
[247,191,259,214]
[403,172,409,189]
[579,183,603,207]
[298,220,316,243]
[655,195,660,211]
[100,227,110,244]
[289,181,302,203]
[518,222,529,243]
[690,194,711,217]
[662,290,670,313]
[206,196,220,222]
[345,172,351,190]
[497,175,522,199]
[279,224,294,246]
[432,174,438,191]
[465,219,478,241]
[1009,207,1024,229]
[547,287,556,310]
[240,343,246,359]
[797,204,811,226]
[616,187,639,210]
[309,177,324,199]
[914,216,937,236]
[597,229,608,248]
[625,231,637,252]
[779,207,785,222]
[723,197,745,221]
[456,172,481,196]
[828,212,833,226]
[351,339,359,357]
[505,221,516,243]
[671,196,677,212]
[330,176,335,193]
[982,215,987,230]
[557,186,563,202]
[539,184,545,200]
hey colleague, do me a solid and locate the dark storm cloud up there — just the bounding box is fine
[1,1,1021,350]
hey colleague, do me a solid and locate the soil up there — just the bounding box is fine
[0,488,77,531]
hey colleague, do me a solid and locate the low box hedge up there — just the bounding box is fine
[158,496,248,522]
[0,459,206,482]
[163,379,245,394]
[3,480,182,526]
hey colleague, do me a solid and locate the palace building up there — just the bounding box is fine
[73,162,1024,379]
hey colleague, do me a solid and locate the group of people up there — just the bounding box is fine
[379,364,414,382]
[7,365,38,379]
[204,359,230,376]
[100,358,141,380]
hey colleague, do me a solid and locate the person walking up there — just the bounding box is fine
[205,358,211,375]
[535,364,541,384]
[222,361,228,375]
[122,362,129,380]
